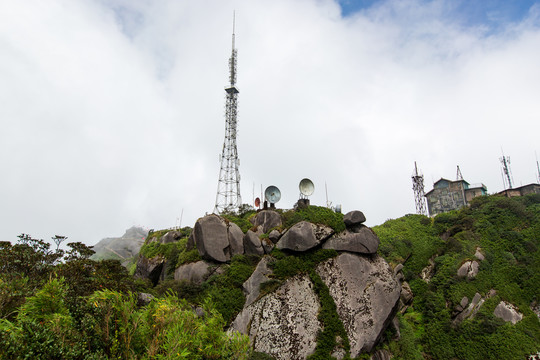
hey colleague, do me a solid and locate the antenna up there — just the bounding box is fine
[456,165,463,181]
[325,182,332,208]
[299,178,314,199]
[500,150,513,189]
[536,152,540,184]
[264,186,281,208]
[214,14,242,214]
[412,162,428,216]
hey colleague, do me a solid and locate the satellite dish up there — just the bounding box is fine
[299,178,315,198]
[264,186,281,204]
[255,197,261,208]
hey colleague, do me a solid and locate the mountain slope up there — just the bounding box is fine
[372,193,540,360]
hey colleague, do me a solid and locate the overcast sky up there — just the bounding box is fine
[1,0,539,246]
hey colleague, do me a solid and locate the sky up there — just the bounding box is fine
[1,0,540,246]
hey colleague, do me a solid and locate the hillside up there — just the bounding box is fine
[90,226,148,263]
[372,193,540,359]
[0,194,538,359]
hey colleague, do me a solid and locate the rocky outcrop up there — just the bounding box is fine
[457,260,479,279]
[230,275,321,360]
[420,256,436,283]
[494,301,523,324]
[277,221,333,252]
[244,229,264,256]
[343,210,366,227]
[161,230,183,244]
[452,292,484,326]
[474,247,485,261]
[316,253,401,356]
[133,255,166,286]
[242,256,273,307]
[322,226,379,254]
[174,260,212,285]
[251,210,282,233]
[189,214,245,262]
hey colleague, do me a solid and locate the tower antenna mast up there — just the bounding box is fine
[500,150,513,190]
[214,13,242,214]
[536,152,540,184]
[412,162,428,216]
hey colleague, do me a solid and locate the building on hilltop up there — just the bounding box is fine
[497,183,540,198]
[425,178,488,216]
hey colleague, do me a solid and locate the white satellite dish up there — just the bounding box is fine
[265,185,281,204]
[299,178,314,198]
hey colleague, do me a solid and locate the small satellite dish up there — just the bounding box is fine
[255,197,261,208]
[299,178,315,198]
[264,186,281,204]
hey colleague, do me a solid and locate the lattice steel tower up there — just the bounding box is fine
[412,162,428,216]
[214,16,242,214]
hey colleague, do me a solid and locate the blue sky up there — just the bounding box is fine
[339,0,539,29]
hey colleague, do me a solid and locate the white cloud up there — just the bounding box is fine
[1,0,539,245]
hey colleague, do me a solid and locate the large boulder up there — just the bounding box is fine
[230,275,321,360]
[228,222,244,256]
[457,260,479,279]
[161,230,183,244]
[322,226,379,254]
[494,301,523,324]
[244,229,264,256]
[251,210,282,233]
[242,256,273,306]
[343,210,366,227]
[277,221,334,252]
[133,255,166,286]
[316,253,400,356]
[452,292,484,326]
[189,214,245,263]
[174,261,211,285]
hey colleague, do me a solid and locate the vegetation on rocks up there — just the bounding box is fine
[2,194,539,359]
[373,194,540,360]
[280,205,346,233]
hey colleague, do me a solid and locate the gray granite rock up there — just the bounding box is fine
[251,210,282,233]
[174,260,211,285]
[230,275,321,360]
[228,222,245,256]
[452,292,484,326]
[261,237,274,254]
[494,301,523,324]
[160,230,183,244]
[242,256,273,307]
[191,215,230,262]
[401,281,413,305]
[343,210,366,227]
[244,229,264,255]
[322,226,379,254]
[457,260,479,279]
[268,229,281,243]
[277,221,333,252]
[316,253,400,356]
[474,247,485,261]
[133,254,166,286]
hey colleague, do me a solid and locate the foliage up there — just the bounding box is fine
[280,206,345,233]
[201,255,259,323]
[374,194,540,359]
[307,271,350,360]
[222,209,257,233]
[269,248,338,280]
[0,279,251,359]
